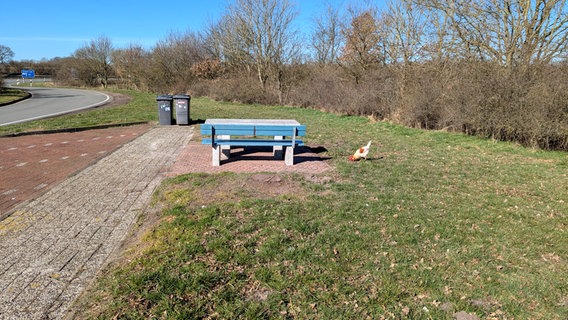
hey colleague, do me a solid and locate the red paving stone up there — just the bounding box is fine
[0,124,151,216]
[168,142,332,175]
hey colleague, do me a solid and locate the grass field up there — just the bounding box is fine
[3,89,567,319]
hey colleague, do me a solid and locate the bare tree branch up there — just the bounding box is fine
[311,2,343,64]
[74,36,113,88]
[416,0,568,67]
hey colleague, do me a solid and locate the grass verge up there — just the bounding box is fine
[68,96,567,319]
[0,87,29,105]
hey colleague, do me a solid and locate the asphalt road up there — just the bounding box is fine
[0,86,110,126]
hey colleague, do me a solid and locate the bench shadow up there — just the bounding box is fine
[307,146,328,154]
[296,146,332,163]
[221,146,330,164]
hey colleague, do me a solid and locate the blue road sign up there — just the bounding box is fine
[21,69,35,78]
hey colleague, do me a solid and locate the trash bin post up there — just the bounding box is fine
[156,95,173,125]
[173,94,191,125]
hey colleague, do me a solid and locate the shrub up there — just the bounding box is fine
[194,61,568,151]
[209,76,274,105]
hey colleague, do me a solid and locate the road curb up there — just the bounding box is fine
[0,121,152,138]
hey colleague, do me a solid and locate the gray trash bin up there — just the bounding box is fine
[173,94,191,125]
[156,95,173,125]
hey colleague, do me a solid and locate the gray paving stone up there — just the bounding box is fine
[0,125,193,320]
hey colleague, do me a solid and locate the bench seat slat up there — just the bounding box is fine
[202,138,303,147]
[200,124,306,137]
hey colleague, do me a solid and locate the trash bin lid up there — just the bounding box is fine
[173,94,191,99]
[156,94,173,101]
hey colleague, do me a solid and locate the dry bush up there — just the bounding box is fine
[191,59,223,80]
[287,65,397,119]
[390,64,445,129]
[207,75,276,105]
[514,66,568,149]
[349,67,398,120]
[443,63,568,149]
[189,80,214,98]
[276,63,311,105]
[287,65,350,111]
[193,60,568,151]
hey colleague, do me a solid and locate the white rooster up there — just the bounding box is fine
[348,140,372,161]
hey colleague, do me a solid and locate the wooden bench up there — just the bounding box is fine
[200,120,306,166]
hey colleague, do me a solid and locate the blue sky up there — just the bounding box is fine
[1,0,387,61]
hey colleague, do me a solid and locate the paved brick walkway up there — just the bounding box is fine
[0,124,151,217]
[0,125,193,320]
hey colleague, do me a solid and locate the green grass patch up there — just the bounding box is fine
[68,96,567,319]
[0,87,29,104]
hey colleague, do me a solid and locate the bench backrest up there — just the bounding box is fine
[201,124,306,138]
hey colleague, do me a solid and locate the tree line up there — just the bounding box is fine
[2,0,568,150]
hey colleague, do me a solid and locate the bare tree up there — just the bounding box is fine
[384,0,426,64]
[204,15,253,70]
[112,44,150,91]
[339,8,384,83]
[150,31,208,92]
[74,36,114,87]
[210,0,300,93]
[416,1,459,62]
[0,44,15,74]
[311,2,343,64]
[416,0,568,67]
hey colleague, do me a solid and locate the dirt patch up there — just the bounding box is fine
[102,91,132,108]
[168,173,324,209]
[248,173,302,197]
